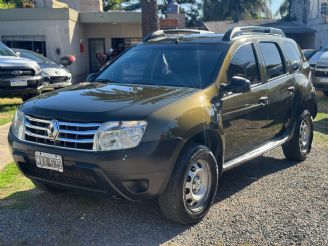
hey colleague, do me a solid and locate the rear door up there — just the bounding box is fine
[257,42,295,138]
[222,42,271,161]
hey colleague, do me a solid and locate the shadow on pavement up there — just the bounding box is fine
[1,153,297,245]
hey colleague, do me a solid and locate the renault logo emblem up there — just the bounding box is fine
[12,70,23,76]
[47,120,59,141]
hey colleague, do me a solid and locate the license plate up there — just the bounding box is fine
[319,78,328,83]
[35,152,63,172]
[10,79,28,87]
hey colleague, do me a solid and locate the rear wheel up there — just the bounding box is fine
[32,180,65,193]
[158,144,218,224]
[283,110,313,161]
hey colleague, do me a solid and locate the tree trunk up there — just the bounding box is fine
[141,0,160,38]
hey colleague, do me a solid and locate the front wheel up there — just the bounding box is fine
[158,144,218,224]
[283,110,314,161]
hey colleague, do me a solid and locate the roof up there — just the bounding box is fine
[0,8,141,24]
[203,19,316,35]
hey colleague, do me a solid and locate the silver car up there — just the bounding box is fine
[13,49,72,90]
[311,51,328,96]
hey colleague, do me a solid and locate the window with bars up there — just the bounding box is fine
[321,2,328,15]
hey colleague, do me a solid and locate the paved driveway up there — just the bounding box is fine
[0,146,327,245]
[0,123,12,169]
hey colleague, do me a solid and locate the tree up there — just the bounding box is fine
[277,0,294,20]
[141,0,160,38]
[203,0,271,22]
[0,0,32,8]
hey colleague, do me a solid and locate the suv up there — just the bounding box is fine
[0,42,43,101]
[8,27,317,224]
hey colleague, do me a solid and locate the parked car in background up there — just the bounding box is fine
[0,42,43,101]
[302,49,319,61]
[9,27,317,224]
[312,51,328,96]
[13,49,72,90]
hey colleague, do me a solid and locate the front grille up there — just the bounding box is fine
[0,68,34,79]
[314,67,328,77]
[24,115,101,150]
[19,162,103,190]
[49,76,69,84]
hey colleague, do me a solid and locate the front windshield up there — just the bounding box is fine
[96,43,228,88]
[0,42,16,57]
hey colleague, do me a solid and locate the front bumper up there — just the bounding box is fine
[8,130,183,200]
[313,76,328,90]
[0,75,43,96]
[43,81,72,90]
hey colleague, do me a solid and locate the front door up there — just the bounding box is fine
[222,42,271,161]
[88,38,105,73]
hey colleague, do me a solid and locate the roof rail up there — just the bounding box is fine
[222,26,286,41]
[143,29,214,42]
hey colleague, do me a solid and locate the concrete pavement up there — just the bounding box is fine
[0,123,13,170]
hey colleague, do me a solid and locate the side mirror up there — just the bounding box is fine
[15,51,20,57]
[228,76,251,93]
[291,61,301,72]
[86,73,98,82]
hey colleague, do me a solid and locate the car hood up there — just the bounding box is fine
[316,51,328,67]
[21,82,199,122]
[0,56,40,71]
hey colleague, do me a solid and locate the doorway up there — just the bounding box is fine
[88,38,105,73]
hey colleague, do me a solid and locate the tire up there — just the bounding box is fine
[32,180,65,193]
[158,144,219,224]
[282,110,314,161]
[323,90,328,97]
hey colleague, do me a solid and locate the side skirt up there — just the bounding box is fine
[222,135,289,173]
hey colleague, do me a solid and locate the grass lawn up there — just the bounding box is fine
[0,163,34,208]
[314,92,328,149]
[0,98,22,126]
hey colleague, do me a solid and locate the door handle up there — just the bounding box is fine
[259,97,269,105]
[288,86,295,93]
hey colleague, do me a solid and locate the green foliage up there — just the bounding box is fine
[277,0,296,21]
[0,0,15,8]
[203,0,271,22]
[0,0,32,8]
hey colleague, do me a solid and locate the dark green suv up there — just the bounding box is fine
[8,27,317,224]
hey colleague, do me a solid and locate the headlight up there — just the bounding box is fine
[12,110,25,140]
[93,121,147,151]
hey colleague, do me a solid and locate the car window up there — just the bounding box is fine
[227,43,260,84]
[283,42,302,64]
[96,43,228,89]
[20,51,45,63]
[0,42,16,57]
[259,42,286,80]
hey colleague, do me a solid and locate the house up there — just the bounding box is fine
[291,0,328,48]
[203,19,316,49]
[0,0,142,82]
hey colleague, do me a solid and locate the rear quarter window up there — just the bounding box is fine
[282,42,302,64]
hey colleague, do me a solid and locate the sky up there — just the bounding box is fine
[271,0,284,16]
